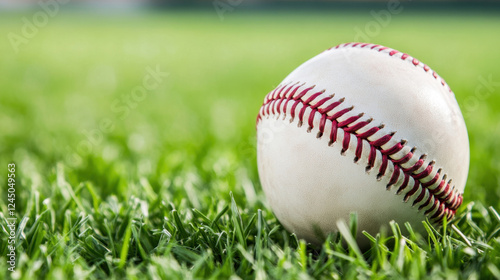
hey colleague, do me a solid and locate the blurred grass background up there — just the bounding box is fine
[0,7,500,278]
[1,10,499,205]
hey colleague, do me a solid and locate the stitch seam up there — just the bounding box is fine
[257,81,463,222]
[330,42,453,93]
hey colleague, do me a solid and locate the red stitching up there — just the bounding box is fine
[286,83,302,99]
[404,181,420,202]
[393,152,413,165]
[413,162,434,179]
[436,183,451,198]
[318,114,327,135]
[276,98,284,115]
[329,120,338,145]
[329,43,453,93]
[275,84,287,100]
[370,133,393,147]
[402,158,424,173]
[381,141,404,155]
[304,91,323,104]
[342,131,350,153]
[308,109,316,130]
[422,171,440,187]
[294,86,314,100]
[387,165,400,189]
[298,102,308,123]
[318,98,344,114]
[416,190,431,208]
[389,50,399,56]
[355,137,363,161]
[378,154,388,178]
[430,179,446,194]
[338,115,362,128]
[328,107,352,120]
[368,145,376,168]
[425,199,439,215]
[344,120,370,133]
[397,173,411,195]
[276,84,295,114]
[310,96,331,109]
[258,83,463,222]
[357,126,380,139]
[430,204,445,219]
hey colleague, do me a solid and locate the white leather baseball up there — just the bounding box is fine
[256,43,469,246]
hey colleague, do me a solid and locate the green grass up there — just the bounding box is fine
[1,9,500,279]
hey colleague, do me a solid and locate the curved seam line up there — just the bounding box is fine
[329,42,453,93]
[257,84,463,222]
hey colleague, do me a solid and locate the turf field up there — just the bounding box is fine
[1,9,500,279]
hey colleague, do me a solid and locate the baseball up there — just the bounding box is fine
[256,43,470,246]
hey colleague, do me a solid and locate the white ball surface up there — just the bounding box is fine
[256,43,469,246]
